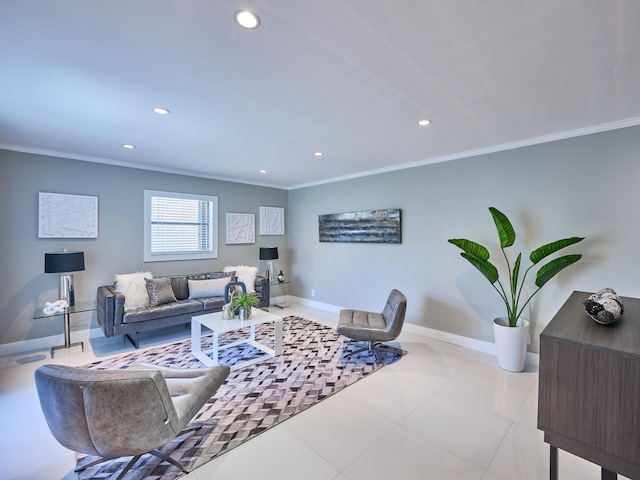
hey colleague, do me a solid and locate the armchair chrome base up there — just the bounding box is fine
[75,425,202,480]
[343,341,403,360]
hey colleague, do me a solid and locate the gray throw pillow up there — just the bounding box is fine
[145,277,177,307]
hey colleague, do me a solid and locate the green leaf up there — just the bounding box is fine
[461,252,499,284]
[529,237,585,264]
[448,238,490,261]
[511,253,521,295]
[489,207,515,248]
[535,254,583,288]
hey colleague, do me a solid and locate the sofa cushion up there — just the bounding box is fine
[122,299,204,324]
[145,277,177,306]
[188,277,231,299]
[224,265,258,293]
[115,272,153,311]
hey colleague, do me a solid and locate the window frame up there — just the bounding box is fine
[143,189,218,262]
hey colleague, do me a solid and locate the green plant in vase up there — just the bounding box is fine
[231,291,261,319]
[448,207,584,327]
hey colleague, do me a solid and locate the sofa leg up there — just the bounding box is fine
[125,333,140,349]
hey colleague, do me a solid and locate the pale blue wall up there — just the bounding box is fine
[3,125,640,352]
[288,125,640,352]
[0,150,288,345]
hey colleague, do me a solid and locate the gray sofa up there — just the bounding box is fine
[96,271,269,347]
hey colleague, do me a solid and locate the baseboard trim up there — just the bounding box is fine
[0,327,104,358]
[286,296,539,368]
[2,297,539,368]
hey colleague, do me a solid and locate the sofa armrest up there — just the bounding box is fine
[254,275,269,308]
[96,285,125,337]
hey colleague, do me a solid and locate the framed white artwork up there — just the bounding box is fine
[259,206,285,235]
[226,213,255,244]
[39,192,98,238]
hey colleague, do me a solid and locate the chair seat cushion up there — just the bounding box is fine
[337,309,395,342]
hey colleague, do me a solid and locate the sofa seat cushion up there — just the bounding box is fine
[199,297,226,311]
[122,299,204,324]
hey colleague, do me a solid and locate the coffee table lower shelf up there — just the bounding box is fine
[191,309,283,370]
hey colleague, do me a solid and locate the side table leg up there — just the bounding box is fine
[51,311,84,358]
[550,445,558,480]
[63,311,71,347]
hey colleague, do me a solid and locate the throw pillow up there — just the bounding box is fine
[188,276,232,299]
[114,271,153,311]
[145,277,177,307]
[224,265,258,293]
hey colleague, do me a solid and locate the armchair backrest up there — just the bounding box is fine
[34,365,180,458]
[381,289,407,340]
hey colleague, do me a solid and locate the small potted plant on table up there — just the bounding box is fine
[231,292,261,320]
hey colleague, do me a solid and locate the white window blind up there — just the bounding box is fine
[144,190,218,262]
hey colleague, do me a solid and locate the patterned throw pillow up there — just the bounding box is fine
[145,277,177,307]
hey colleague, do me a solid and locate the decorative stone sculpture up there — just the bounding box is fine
[583,288,624,324]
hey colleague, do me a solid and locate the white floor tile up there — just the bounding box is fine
[334,365,435,423]
[190,423,338,480]
[282,391,397,471]
[342,426,484,480]
[402,393,511,470]
[437,369,532,421]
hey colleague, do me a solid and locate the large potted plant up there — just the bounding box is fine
[448,207,584,371]
[231,291,261,320]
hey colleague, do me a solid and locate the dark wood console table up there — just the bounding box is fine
[538,290,640,479]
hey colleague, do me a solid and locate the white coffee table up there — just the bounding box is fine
[191,309,283,370]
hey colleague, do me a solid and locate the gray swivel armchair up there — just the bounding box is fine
[34,362,230,479]
[337,288,407,359]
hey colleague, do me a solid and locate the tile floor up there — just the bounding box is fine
[0,302,627,480]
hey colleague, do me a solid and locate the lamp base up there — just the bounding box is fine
[58,273,75,307]
[266,262,273,283]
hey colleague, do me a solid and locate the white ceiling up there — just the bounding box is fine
[2,1,640,190]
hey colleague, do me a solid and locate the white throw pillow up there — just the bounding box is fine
[188,277,231,299]
[224,265,258,293]
[115,272,153,311]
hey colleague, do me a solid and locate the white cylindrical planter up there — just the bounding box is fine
[493,317,529,372]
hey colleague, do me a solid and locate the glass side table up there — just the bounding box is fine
[269,281,290,309]
[34,301,96,357]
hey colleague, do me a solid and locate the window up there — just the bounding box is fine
[144,190,218,262]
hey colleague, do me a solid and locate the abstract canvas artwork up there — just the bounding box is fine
[260,206,285,235]
[38,192,98,238]
[226,213,255,244]
[319,209,401,243]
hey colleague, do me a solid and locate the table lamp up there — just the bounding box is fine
[259,247,278,282]
[45,250,85,306]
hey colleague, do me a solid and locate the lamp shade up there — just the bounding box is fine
[45,251,85,273]
[259,247,278,260]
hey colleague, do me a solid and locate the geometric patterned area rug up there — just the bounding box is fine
[77,316,402,479]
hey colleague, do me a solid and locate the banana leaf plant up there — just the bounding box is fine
[448,207,584,327]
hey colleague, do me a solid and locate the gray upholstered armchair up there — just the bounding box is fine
[337,288,407,359]
[34,362,230,479]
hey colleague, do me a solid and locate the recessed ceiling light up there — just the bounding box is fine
[417,119,432,126]
[234,10,260,29]
[260,169,268,174]
[153,107,170,115]
[122,144,135,149]
[314,152,324,157]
